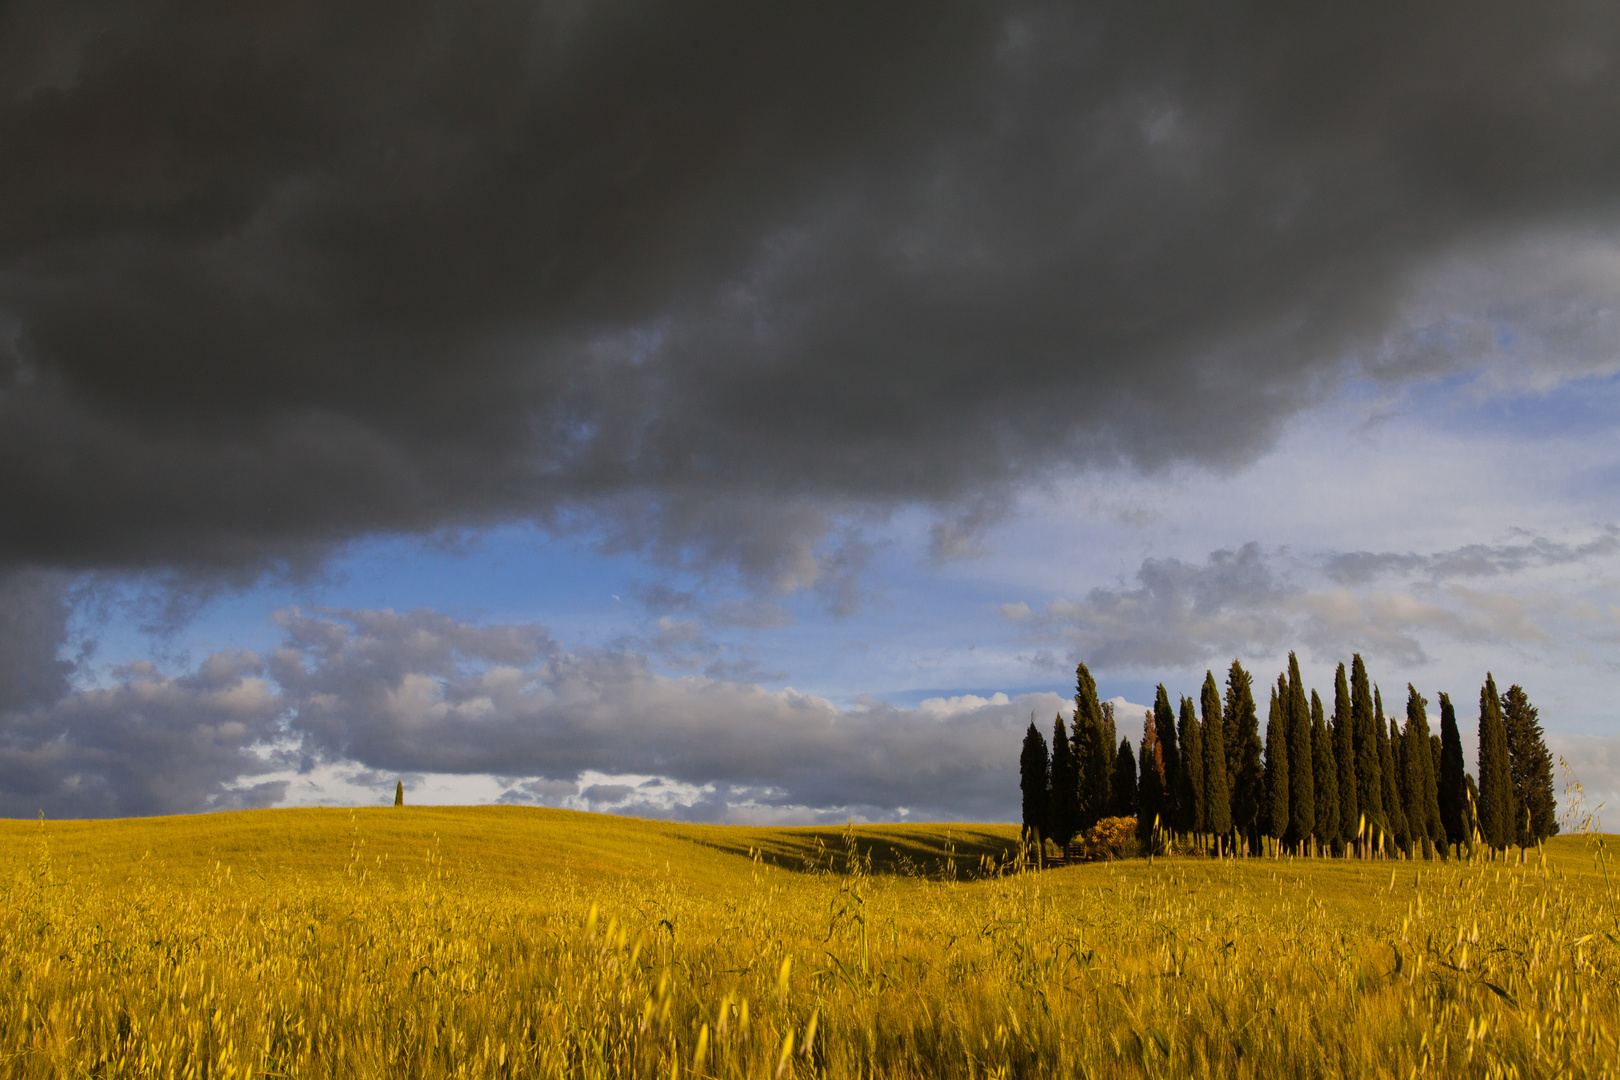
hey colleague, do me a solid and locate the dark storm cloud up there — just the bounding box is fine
[4,0,1620,585]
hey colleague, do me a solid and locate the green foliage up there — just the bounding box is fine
[1501,684,1558,846]
[1331,664,1358,848]
[1438,692,1469,848]
[1477,674,1516,852]
[1377,690,1410,853]
[1152,684,1180,816]
[1285,654,1315,851]
[1311,690,1338,851]
[394,780,404,807]
[1224,661,1263,847]
[1111,738,1137,818]
[1019,720,1051,842]
[1264,681,1290,843]
[1403,685,1443,859]
[1351,655,1384,843]
[1072,663,1113,833]
[1049,713,1077,847]
[1135,709,1163,849]
[1201,670,1232,838]
[1177,695,1205,835]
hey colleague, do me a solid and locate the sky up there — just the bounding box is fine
[2,0,1619,826]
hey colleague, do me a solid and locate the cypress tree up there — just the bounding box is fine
[1178,695,1206,836]
[1430,734,1443,808]
[1376,688,1409,854]
[1073,663,1112,832]
[1137,710,1164,849]
[1264,680,1290,850]
[1153,684,1181,816]
[1049,713,1077,847]
[1463,773,1481,841]
[1020,719,1052,843]
[1225,661,1263,854]
[1437,692,1468,849]
[1501,684,1558,845]
[1311,690,1339,855]
[1202,670,1233,844]
[1286,654,1314,853]
[1403,686,1442,859]
[1112,738,1138,817]
[1351,655,1383,848]
[1333,663,1358,852]
[394,780,404,807]
[1477,674,1515,853]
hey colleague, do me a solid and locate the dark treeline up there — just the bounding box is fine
[1018,656,1558,860]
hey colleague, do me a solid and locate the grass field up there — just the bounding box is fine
[2,806,1617,1078]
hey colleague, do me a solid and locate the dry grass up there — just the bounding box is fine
[1,806,1616,1077]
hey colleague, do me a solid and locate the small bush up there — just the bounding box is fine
[1080,816,1139,861]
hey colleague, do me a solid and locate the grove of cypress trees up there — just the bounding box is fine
[1501,684,1557,845]
[1285,654,1314,853]
[1202,670,1233,848]
[1020,719,1051,843]
[1226,661,1264,854]
[1264,681,1290,852]
[1112,738,1138,818]
[1377,689,1409,854]
[1178,695,1206,837]
[1137,709,1164,849]
[1438,692,1468,849]
[1403,686,1442,859]
[1351,655,1383,851]
[1311,690,1339,855]
[1049,713,1077,847]
[1333,662,1358,853]
[1477,674,1515,853]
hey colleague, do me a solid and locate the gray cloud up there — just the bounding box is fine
[3,1,1620,593]
[2,603,1057,819]
[1324,530,1620,585]
[276,606,1045,819]
[1009,535,1614,670]
[0,650,286,818]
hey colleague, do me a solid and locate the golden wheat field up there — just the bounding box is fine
[2,806,1618,1079]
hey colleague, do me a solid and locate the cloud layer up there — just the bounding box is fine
[2,604,1057,820]
[5,1,1620,589]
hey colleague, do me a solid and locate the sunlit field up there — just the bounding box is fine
[2,806,1617,1078]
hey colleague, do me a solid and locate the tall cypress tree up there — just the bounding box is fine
[1137,709,1164,849]
[1311,690,1339,855]
[1112,738,1138,818]
[1477,674,1515,852]
[1153,684,1181,817]
[1430,734,1443,809]
[1376,688,1409,854]
[1403,686,1442,859]
[1049,713,1077,847]
[1333,663,1358,852]
[1073,663,1112,832]
[1285,654,1314,853]
[1202,671,1233,844]
[1225,661,1263,854]
[1020,719,1051,843]
[1178,695,1206,836]
[1351,655,1383,848]
[1264,680,1290,850]
[1437,692,1468,849]
[1501,684,1558,845]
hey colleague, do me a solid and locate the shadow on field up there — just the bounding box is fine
[680,822,1023,879]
